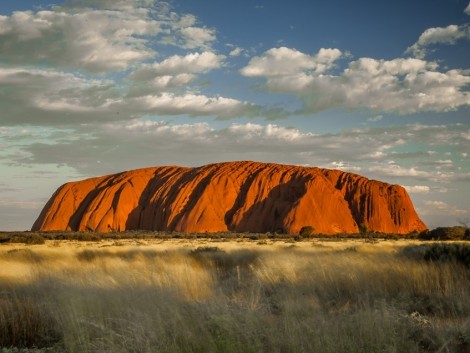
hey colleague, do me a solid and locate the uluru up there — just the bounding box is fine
[32,161,427,235]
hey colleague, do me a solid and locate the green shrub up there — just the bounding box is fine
[70,232,102,241]
[419,226,467,240]
[9,233,45,245]
[299,225,315,237]
[423,243,470,267]
[189,247,259,276]
[359,223,368,234]
[464,228,470,240]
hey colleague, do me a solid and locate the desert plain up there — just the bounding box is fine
[1,235,470,353]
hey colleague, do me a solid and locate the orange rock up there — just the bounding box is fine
[32,161,427,235]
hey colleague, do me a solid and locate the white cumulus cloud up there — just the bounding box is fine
[406,24,470,59]
[0,8,160,72]
[227,123,309,142]
[369,164,432,178]
[127,93,254,118]
[229,47,244,57]
[0,66,258,124]
[402,185,431,194]
[180,26,216,49]
[423,200,468,216]
[241,47,470,114]
[131,52,225,81]
[241,47,342,78]
[0,1,219,73]
[425,200,451,210]
[0,67,122,124]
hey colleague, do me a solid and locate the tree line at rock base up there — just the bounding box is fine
[1,226,469,245]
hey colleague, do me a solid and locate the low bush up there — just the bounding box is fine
[423,243,470,267]
[419,226,468,240]
[299,225,315,237]
[8,233,45,245]
[465,228,470,240]
[189,246,259,277]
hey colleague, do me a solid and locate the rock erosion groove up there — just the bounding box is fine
[32,161,427,235]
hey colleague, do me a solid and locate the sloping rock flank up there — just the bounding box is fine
[32,161,427,235]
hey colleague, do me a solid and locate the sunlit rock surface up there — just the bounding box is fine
[32,161,427,235]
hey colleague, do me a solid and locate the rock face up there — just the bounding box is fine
[32,161,427,235]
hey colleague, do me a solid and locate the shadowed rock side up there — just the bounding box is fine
[32,161,427,235]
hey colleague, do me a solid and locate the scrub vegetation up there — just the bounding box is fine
[1,236,470,353]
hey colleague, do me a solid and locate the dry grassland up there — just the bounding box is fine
[1,237,470,352]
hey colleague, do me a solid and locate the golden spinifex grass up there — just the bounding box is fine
[1,239,470,353]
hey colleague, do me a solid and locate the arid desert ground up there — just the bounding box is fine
[1,236,470,353]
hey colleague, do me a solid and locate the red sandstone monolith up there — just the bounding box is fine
[32,161,427,235]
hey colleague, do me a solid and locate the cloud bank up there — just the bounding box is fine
[1,0,469,126]
[241,47,470,114]
[0,1,219,72]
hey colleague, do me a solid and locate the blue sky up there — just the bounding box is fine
[0,0,469,230]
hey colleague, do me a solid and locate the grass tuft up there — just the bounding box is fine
[0,292,61,349]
